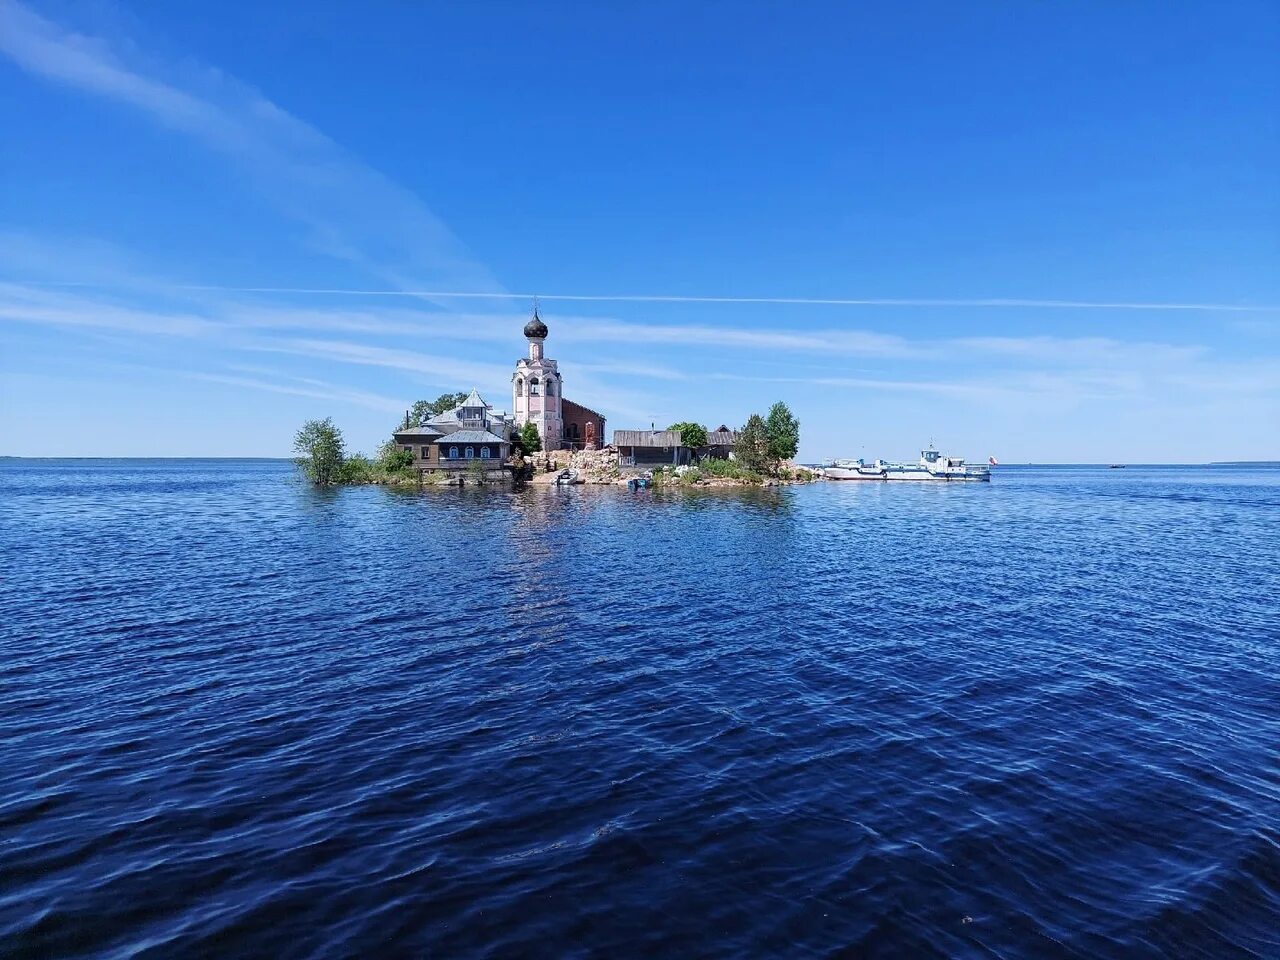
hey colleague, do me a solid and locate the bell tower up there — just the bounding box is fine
[512,303,562,448]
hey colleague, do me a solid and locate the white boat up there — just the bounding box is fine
[822,447,991,482]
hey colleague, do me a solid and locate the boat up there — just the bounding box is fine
[821,447,991,482]
[626,472,653,491]
[1109,464,1126,469]
[554,468,581,485]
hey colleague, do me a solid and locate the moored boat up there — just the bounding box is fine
[821,447,991,482]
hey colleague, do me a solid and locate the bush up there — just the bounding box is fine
[380,446,415,472]
[696,457,765,484]
[336,454,375,484]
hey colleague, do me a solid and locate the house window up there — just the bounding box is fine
[449,446,458,459]
[403,446,412,454]
[480,447,491,459]
[465,446,475,459]
[421,446,430,459]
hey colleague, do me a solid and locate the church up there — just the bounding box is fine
[512,306,606,451]
[392,307,606,477]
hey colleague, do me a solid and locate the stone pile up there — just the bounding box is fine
[568,445,622,484]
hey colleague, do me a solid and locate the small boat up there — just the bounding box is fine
[821,447,991,482]
[626,473,653,491]
[1109,464,1126,469]
[554,468,580,485]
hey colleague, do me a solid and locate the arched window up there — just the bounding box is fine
[545,378,555,397]
[480,446,491,459]
[530,377,540,396]
[448,446,458,459]
[465,446,475,459]
[515,378,524,397]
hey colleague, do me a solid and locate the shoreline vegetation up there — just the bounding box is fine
[293,399,818,488]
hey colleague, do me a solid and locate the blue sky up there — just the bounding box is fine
[1,0,1277,462]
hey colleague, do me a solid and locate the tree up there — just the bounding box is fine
[764,401,800,465]
[403,392,469,428]
[377,439,414,472]
[668,421,709,449]
[518,421,542,454]
[294,418,345,484]
[733,414,771,473]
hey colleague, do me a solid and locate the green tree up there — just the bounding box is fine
[294,417,346,484]
[733,414,771,473]
[764,401,800,464]
[668,421,709,449]
[377,439,415,472]
[518,421,542,454]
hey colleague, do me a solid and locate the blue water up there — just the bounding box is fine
[2,460,1278,958]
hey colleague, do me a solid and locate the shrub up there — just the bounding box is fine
[336,454,375,484]
[380,445,415,472]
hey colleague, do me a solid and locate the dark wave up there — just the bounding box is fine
[1,460,1278,958]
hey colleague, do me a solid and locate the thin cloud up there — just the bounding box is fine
[0,0,500,296]
[256,338,515,390]
[0,281,220,337]
[15,280,1278,313]
[185,370,406,413]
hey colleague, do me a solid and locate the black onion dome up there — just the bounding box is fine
[523,308,548,339]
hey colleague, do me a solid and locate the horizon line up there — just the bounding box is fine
[10,280,1277,313]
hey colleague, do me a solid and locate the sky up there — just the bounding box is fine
[1,0,1277,463]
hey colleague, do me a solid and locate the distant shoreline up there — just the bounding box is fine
[2,456,1278,467]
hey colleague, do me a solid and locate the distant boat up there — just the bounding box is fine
[821,447,991,482]
[1109,464,1126,469]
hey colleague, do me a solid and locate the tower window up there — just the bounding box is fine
[530,377,540,396]
[515,378,524,396]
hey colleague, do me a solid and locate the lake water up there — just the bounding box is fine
[2,459,1278,958]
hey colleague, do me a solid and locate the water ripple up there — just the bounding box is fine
[1,460,1278,957]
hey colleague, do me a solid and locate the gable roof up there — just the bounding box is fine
[613,430,683,448]
[461,387,487,408]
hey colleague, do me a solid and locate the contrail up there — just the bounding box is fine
[11,281,1277,312]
